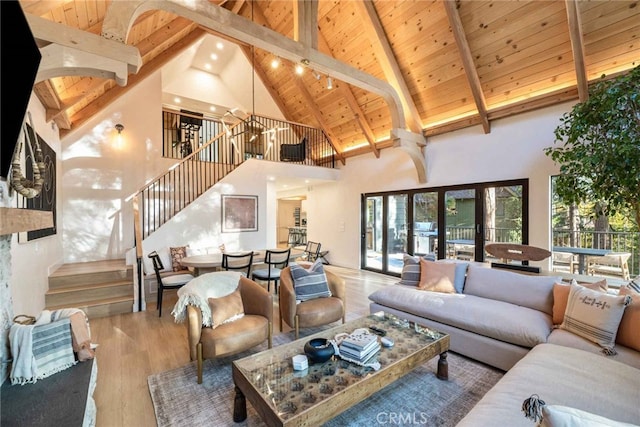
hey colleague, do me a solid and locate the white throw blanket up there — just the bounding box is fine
[9,323,37,385]
[171,271,242,326]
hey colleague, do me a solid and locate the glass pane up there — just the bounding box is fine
[484,185,523,263]
[364,196,383,270]
[387,194,408,273]
[445,190,475,260]
[413,192,438,257]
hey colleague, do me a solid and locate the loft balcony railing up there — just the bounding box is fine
[162,109,336,167]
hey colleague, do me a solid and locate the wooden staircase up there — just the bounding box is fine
[45,259,134,319]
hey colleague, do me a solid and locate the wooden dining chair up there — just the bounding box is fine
[148,251,194,317]
[251,248,291,294]
[222,252,254,277]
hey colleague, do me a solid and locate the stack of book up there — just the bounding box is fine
[339,331,381,363]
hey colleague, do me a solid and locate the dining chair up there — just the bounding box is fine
[222,251,254,277]
[302,241,322,262]
[148,251,194,317]
[251,248,291,294]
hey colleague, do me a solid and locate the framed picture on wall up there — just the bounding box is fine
[221,194,258,232]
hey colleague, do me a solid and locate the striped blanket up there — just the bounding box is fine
[10,318,77,385]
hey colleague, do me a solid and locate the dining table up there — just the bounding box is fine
[552,246,611,275]
[180,248,304,276]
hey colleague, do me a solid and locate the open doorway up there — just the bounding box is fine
[277,197,307,249]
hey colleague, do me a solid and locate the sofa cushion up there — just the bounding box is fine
[456,343,640,427]
[538,405,638,427]
[464,265,560,315]
[418,259,456,293]
[208,289,244,328]
[435,259,469,293]
[552,279,607,325]
[398,254,422,286]
[170,246,189,272]
[560,283,631,355]
[615,282,640,352]
[547,329,640,370]
[368,285,552,348]
[291,260,332,301]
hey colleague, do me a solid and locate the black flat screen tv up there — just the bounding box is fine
[1,1,42,179]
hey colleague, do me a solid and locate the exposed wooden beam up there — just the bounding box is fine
[61,27,206,138]
[293,0,318,50]
[33,79,73,130]
[100,0,409,134]
[443,0,490,134]
[26,13,142,85]
[231,0,245,14]
[290,72,346,165]
[565,0,588,102]
[353,0,423,135]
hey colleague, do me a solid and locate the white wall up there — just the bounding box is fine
[9,94,64,317]
[61,72,171,263]
[309,103,570,270]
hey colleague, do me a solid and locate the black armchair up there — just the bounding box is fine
[280,137,307,162]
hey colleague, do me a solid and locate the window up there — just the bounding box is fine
[361,180,528,276]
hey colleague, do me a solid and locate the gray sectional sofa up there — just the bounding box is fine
[368,263,640,426]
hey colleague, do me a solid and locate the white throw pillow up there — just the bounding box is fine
[560,283,631,355]
[541,405,637,427]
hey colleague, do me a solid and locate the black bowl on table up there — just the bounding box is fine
[304,338,335,364]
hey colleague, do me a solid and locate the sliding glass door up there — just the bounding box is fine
[361,179,528,275]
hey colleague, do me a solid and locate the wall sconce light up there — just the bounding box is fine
[327,76,333,90]
[115,123,124,148]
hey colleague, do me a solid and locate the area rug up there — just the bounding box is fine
[148,326,503,427]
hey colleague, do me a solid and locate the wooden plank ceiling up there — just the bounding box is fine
[21,0,640,159]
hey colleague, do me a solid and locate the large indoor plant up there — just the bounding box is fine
[544,65,640,228]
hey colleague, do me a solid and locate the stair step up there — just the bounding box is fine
[46,296,133,319]
[45,280,132,307]
[49,259,132,290]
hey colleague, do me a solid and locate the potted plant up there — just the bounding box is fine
[544,65,640,229]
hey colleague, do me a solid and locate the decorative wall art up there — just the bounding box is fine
[18,123,56,241]
[221,195,258,233]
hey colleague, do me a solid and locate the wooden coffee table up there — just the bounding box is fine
[232,312,450,426]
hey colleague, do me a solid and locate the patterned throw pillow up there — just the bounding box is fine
[398,254,421,286]
[170,246,189,272]
[552,279,607,325]
[417,259,457,293]
[208,289,244,328]
[616,277,640,351]
[291,259,332,301]
[560,283,631,355]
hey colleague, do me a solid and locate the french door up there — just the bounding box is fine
[361,180,528,275]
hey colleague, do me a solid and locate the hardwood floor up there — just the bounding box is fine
[90,265,398,427]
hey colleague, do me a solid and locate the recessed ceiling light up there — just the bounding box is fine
[210,106,216,112]
[210,53,218,61]
[295,64,304,75]
[216,41,224,50]
[204,63,212,70]
[174,97,181,103]
[271,58,280,69]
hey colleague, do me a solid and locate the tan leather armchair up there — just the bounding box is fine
[186,276,272,384]
[279,266,346,339]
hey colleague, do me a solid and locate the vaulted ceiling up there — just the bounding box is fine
[21,0,640,161]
